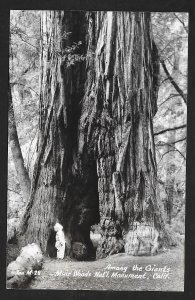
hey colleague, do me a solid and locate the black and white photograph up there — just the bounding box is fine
[7,10,188,291]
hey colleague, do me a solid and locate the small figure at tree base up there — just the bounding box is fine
[54,223,66,259]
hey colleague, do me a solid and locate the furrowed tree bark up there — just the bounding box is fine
[79,12,168,258]
[20,11,169,259]
[8,84,31,202]
[19,11,97,259]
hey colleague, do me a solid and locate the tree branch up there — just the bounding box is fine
[173,13,188,34]
[8,188,21,195]
[156,137,186,147]
[10,82,39,96]
[160,60,187,104]
[11,28,39,51]
[159,148,186,162]
[154,124,186,136]
[173,137,186,144]
[158,93,180,108]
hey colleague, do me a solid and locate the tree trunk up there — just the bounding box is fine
[164,129,176,225]
[164,48,181,225]
[19,11,96,258]
[8,84,31,202]
[79,12,165,258]
[20,11,168,259]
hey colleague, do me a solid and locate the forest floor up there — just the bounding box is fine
[27,246,184,291]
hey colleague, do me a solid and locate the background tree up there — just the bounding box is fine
[152,13,187,236]
[8,11,40,236]
[8,83,31,202]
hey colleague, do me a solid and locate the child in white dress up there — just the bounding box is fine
[54,223,65,259]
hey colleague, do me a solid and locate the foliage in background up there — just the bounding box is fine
[8,11,40,226]
[152,12,188,241]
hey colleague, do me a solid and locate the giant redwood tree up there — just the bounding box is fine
[19,11,168,259]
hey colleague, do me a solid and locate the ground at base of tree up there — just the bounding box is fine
[6,243,20,266]
[24,246,184,291]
